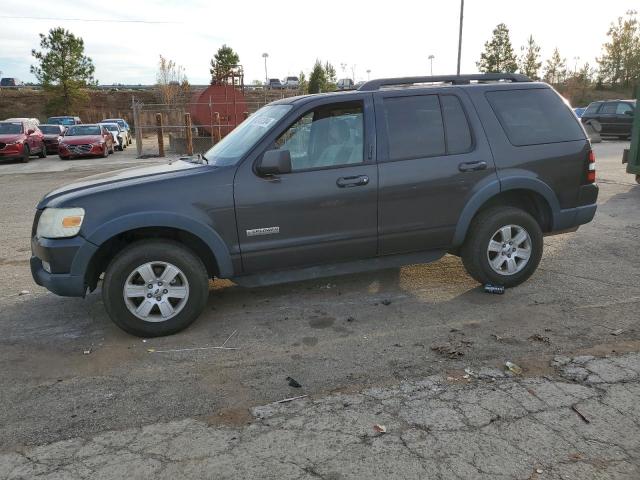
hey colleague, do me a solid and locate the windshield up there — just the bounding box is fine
[101,124,119,132]
[104,119,126,128]
[203,105,292,166]
[40,125,61,134]
[0,123,23,134]
[48,117,76,126]
[66,125,101,136]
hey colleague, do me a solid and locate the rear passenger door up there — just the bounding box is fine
[374,89,497,254]
[597,102,618,135]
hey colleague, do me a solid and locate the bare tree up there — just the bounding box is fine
[156,55,190,106]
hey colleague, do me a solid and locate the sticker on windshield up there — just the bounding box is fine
[253,117,277,128]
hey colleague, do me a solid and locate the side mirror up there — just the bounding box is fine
[27,128,35,135]
[257,149,292,176]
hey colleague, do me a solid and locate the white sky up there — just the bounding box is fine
[0,0,636,85]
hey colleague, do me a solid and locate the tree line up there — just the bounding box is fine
[29,10,639,113]
[477,10,640,88]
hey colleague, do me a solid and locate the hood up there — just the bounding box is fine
[43,134,61,140]
[0,134,24,143]
[39,160,207,208]
[60,135,102,144]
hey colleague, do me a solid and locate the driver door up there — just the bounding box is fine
[234,96,378,273]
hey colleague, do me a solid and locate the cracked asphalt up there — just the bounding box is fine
[2,353,640,479]
[1,141,639,479]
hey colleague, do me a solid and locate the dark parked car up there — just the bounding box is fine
[581,100,635,139]
[39,124,66,153]
[58,124,114,159]
[267,78,284,90]
[0,120,46,162]
[0,77,24,87]
[47,116,82,127]
[31,73,598,337]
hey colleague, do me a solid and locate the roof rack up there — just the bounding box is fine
[357,73,531,91]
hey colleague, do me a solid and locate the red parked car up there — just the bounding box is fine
[39,124,66,154]
[0,120,47,163]
[58,124,115,159]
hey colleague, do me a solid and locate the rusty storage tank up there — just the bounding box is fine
[189,82,248,139]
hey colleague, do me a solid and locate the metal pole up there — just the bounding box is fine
[133,101,142,157]
[456,0,464,75]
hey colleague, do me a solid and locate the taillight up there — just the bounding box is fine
[586,149,596,183]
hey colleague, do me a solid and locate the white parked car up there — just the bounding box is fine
[99,123,127,151]
[283,76,300,89]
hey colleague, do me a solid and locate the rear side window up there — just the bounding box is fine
[583,103,600,115]
[600,103,617,114]
[486,88,584,146]
[441,95,472,154]
[383,95,445,160]
[616,103,633,115]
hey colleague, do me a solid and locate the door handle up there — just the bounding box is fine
[336,175,369,188]
[458,161,487,172]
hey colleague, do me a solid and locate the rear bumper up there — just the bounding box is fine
[30,235,97,297]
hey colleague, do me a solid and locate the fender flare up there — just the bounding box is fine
[84,211,234,278]
[452,175,561,247]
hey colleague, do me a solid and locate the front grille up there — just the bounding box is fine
[44,139,56,144]
[67,144,93,154]
[0,143,6,150]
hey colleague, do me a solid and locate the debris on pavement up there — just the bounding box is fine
[611,329,624,336]
[491,333,504,342]
[571,404,590,424]
[373,424,387,434]
[346,316,355,322]
[505,361,523,375]
[274,394,308,404]
[484,283,505,294]
[83,349,91,355]
[381,299,392,306]
[536,468,544,474]
[431,343,465,358]
[464,367,478,379]
[287,377,302,388]
[528,334,551,344]
[18,290,30,296]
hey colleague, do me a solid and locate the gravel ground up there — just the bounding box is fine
[0,140,639,478]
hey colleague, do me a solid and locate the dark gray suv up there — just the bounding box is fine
[31,74,598,337]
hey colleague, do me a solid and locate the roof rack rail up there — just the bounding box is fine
[357,73,531,91]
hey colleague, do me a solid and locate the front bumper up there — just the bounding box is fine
[0,145,25,159]
[31,234,98,297]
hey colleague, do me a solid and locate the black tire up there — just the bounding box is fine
[461,206,543,288]
[39,142,47,158]
[22,145,30,163]
[102,240,209,337]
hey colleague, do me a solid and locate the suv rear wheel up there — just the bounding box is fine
[102,240,209,337]
[461,206,543,288]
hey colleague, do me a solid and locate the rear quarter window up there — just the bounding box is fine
[486,88,585,146]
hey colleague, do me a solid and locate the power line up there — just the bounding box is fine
[0,15,179,24]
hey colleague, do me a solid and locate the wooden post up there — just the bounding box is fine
[133,101,143,157]
[209,95,214,146]
[184,112,193,155]
[214,112,221,143]
[156,113,165,157]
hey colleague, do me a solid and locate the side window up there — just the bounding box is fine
[583,103,600,115]
[600,102,617,114]
[441,95,473,155]
[616,102,633,115]
[383,95,445,161]
[275,101,364,171]
[486,88,585,146]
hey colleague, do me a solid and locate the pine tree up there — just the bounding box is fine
[543,48,567,84]
[30,27,95,114]
[518,35,542,79]
[209,45,240,84]
[477,23,518,73]
[597,10,640,87]
[308,60,325,94]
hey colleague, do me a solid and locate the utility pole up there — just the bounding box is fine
[456,0,464,75]
[262,53,269,85]
[428,55,435,75]
[366,69,371,80]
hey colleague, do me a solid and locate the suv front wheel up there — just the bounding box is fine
[102,240,210,337]
[461,206,543,288]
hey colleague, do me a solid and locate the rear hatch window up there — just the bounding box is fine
[486,88,585,146]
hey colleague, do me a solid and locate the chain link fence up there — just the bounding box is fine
[130,87,301,158]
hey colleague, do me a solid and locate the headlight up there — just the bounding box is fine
[37,207,85,238]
